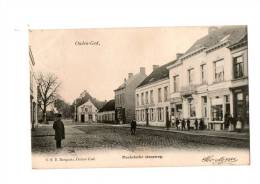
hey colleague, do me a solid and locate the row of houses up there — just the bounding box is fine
[136,26,249,131]
[75,68,147,124]
[75,26,249,131]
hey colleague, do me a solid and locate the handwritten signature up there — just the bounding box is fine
[202,155,238,165]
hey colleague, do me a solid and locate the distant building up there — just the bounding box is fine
[114,67,147,124]
[74,90,106,122]
[167,26,248,131]
[135,63,175,127]
[77,99,100,123]
[29,47,38,129]
[97,99,115,123]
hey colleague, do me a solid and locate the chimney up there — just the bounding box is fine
[140,67,146,74]
[176,53,183,59]
[208,26,218,34]
[128,73,133,79]
[152,65,159,71]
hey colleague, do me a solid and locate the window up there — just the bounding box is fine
[211,105,223,121]
[164,86,168,101]
[158,88,162,102]
[188,68,194,84]
[150,108,154,121]
[150,90,154,104]
[157,108,164,121]
[214,59,224,82]
[145,91,149,104]
[141,93,144,105]
[233,55,244,78]
[201,64,207,84]
[188,99,196,117]
[136,94,139,106]
[202,96,207,117]
[173,75,180,92]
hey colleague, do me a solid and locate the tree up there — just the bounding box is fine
[37,72,61,123]
[54,98,74,119]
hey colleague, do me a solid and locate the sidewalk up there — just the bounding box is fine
[111,124,249,141]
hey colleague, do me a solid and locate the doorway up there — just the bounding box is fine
[81,114,85,122]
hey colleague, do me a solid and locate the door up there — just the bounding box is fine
[81,114,85,122]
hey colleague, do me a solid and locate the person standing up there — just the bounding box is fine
[186,118,191,131]
[199,118,204,130]
[131,119,137,135]
[194,118,198,130]
[181,119,186,131]
[53,113,65,148]
[176,118,180,130]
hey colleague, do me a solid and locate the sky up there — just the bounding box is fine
[29,27,208,104]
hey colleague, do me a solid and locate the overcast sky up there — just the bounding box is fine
[29,27,208,104]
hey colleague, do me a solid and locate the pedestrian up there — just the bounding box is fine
[194,118,198,130]
[199,118,204,130]
[176,118,180,130]
[236,116,243,132]
[131,119,137,135]
[53,113,65,149]
[186,118,191,131]
[229,115,235,131]
[166,118,171,130]
[181,119,186,131]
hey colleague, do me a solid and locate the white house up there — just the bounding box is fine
[77,99,99,123]
[97,99,115,123]
[135,64,174,127]
[167,26,248,131]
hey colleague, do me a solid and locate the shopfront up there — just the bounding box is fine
[232,86,249,130]
[208,90,231,131]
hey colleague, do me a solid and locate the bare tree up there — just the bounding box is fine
[37,72,61,123]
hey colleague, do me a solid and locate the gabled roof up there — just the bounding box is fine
[114,72,147,91]
[98,99,115,112]
[137,60,177,88]
[183,26,247,57]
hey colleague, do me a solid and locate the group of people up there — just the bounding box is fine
[224,113,243,132]
[174,118,205,131]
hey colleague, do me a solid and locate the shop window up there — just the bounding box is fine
[211,105,223,121]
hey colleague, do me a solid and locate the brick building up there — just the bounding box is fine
[114,67,147,124]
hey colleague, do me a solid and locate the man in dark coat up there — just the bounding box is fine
[181,119,186,131]
[131,119,137,135]
[186,118,191,131]
[199,118,204,130]
[176,118,180,130]
[194,118,198,130]
[53,113,65,148]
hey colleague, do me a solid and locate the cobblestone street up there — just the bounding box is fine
[31,121,249,155]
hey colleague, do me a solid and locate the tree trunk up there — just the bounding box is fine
[43,104,47,124]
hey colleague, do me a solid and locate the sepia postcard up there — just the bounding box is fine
[29,26,250,169]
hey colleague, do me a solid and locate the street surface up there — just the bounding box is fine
[31,120,249,155]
